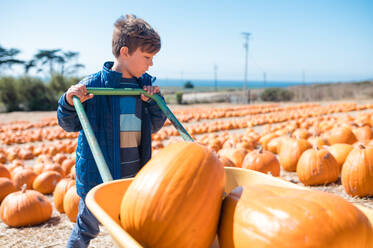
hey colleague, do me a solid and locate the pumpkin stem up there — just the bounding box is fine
[21,184,27,193]
[258,146,263,153]
[359,144,366,150]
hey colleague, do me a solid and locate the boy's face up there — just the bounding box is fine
[120,47,157,78]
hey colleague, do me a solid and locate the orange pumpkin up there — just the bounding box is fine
[296,147,339,185]
[279,138,311,172]
[241,147,280,176]
[120,142,225,248]
[258,133,278,150]
[218,148,248,168]
[12,169,37,190]
[61,159,75,176]
[0,177,16,202]
[328,143,353,172]
[292,128,310,139]
[352,125,372,143]
[342,144,373,197]
[327,125,357,145]
[0,185,52,227]
[307,136,329,149]
[266,136,283,154]
[33,171,62,194]
[53,177,75,213]
[42,163,64,177]
[218,185,373,248]
[63,185,80,222]
[0,164,11,179]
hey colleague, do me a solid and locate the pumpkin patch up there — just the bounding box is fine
[0,103,373,246]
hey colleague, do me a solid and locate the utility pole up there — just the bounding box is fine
[263,72,267,88]
[214,64,218,91]
[242,32,251,104]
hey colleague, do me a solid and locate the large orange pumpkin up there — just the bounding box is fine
[218,185,373,248]
[53,177,75,213]
[241,147,280,176]
[342,144,373,197]
[120,142,225,248]
[296,147,339,185]
[0,185,52,227]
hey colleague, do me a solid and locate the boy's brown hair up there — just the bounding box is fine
[112,14,161,57]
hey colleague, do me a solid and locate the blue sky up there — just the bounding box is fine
[1,0,372,82]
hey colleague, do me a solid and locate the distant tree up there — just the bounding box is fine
[33,49,63,76]
[184,81,194,89]
[60,51,85,76]
[24,59,37,74]
[0,77,21,111]
[0,45,24,73]
[261,88,294,102]
[32,49,85,77]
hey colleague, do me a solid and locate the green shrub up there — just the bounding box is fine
[184,81,194,89]
[261,88,294,102]
[176,92,183,104]
[0,77,21,112]
[49,74,80,99]
[18,76,57,111]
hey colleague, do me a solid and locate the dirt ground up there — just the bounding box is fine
[0,101,373,248]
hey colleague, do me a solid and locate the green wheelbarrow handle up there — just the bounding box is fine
[72,87,193,183]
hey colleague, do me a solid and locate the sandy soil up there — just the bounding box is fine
[1,101,373,247]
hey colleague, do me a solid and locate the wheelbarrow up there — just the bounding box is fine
[72,88,373,248]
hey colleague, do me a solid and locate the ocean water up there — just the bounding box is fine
[154,79,306,88]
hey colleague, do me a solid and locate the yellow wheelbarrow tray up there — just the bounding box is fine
[85,166,373,248]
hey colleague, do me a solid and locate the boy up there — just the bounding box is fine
[57,14,166,248]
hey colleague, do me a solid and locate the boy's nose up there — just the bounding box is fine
[149,59,153,66]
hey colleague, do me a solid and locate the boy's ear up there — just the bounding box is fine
[119,46,129,57]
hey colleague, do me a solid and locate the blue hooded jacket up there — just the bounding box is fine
[57,62,166,198]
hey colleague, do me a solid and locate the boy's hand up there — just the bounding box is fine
[141,86,160,102]
[65,84,94,106]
